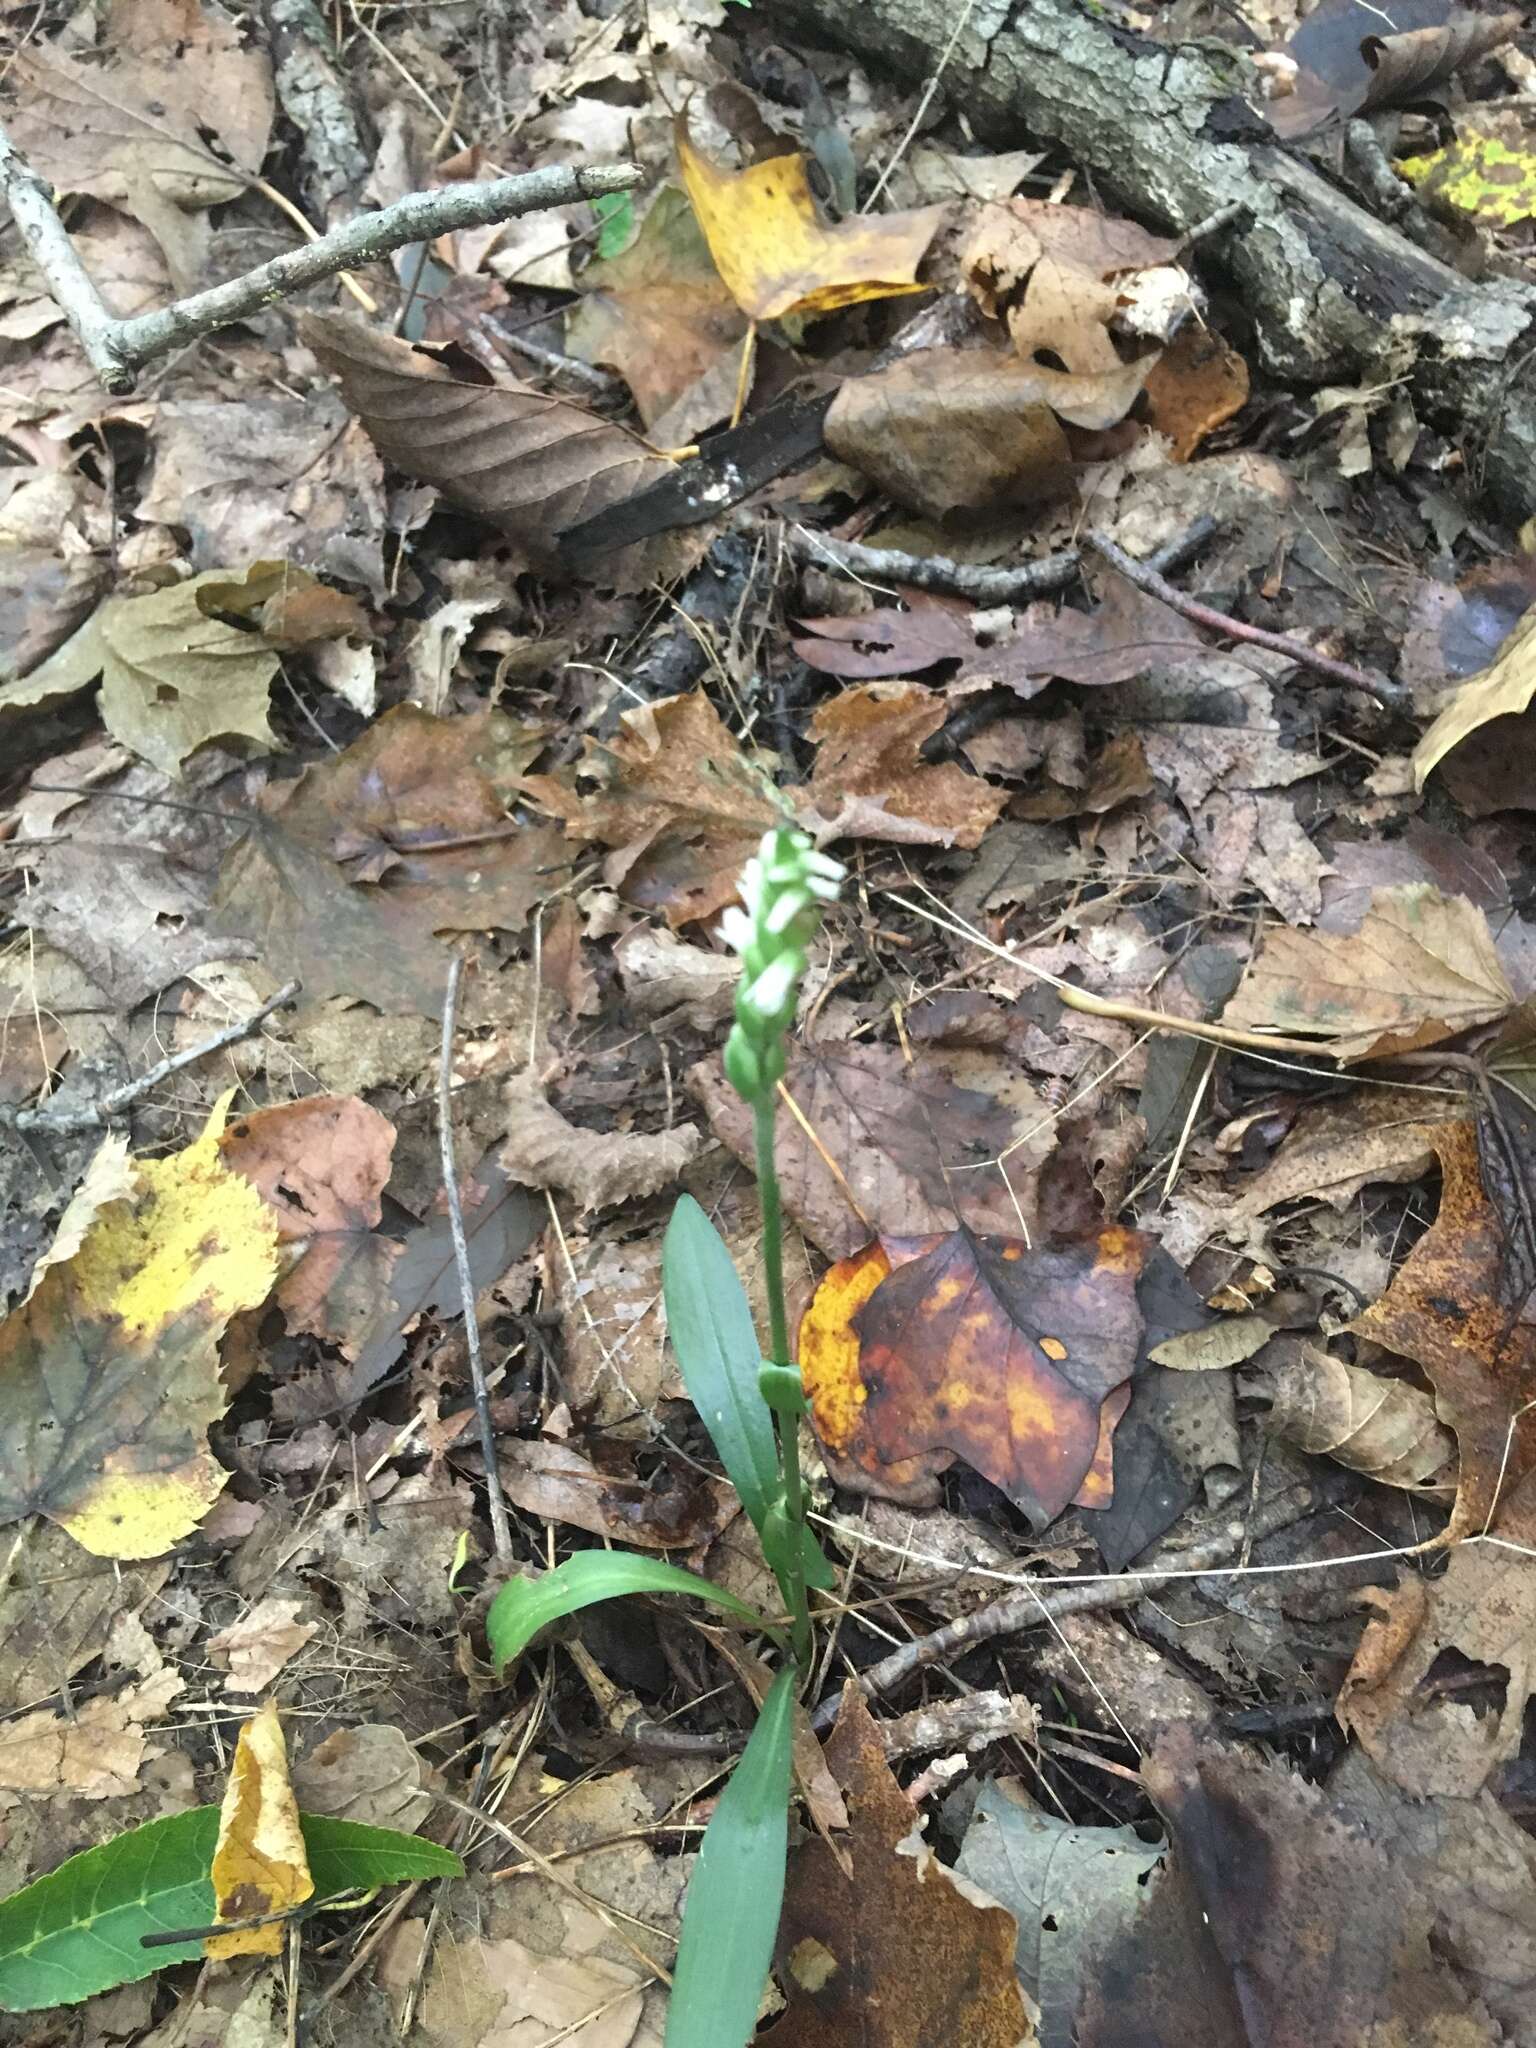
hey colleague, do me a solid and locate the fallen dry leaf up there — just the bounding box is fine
[801,1226,1146,1526]
[1220,884,1514,1060]
[0,1667,183,1800]
[0,1520,168,1714]
[1352,1119,1536,1540]
[0,1097,280,1558]
[1413,598,1536,789]
[677,121,943,323]
[1256,1337,1458,1495]
[761,1684,1033,2048]
[497,1437,737,1549]
[1142,326,1251,462]
[208,1598,319,1695]
[208,1702,313,1960]
[803,681,1007,848]
[1336,1465,1536,1797]
[221,1094,398,1352]
[822,347,1149,521]
[692,1041,1056,1259]
[565,185,747,430]
[524,690,777,927]
[289,1723,435,1835]
[502,1070,700,1213]
[300,312,689,588]
[1227,1088,1464,1220]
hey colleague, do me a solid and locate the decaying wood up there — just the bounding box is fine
[759,0,1536,521]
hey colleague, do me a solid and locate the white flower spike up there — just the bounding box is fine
[721,827,843,1104]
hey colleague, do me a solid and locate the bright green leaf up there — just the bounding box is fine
[0,1807,461,2012]
[488,1551,776,1675]
[592,190,635,259]
[665,1668,794,2048]
[663,1195,779,1530]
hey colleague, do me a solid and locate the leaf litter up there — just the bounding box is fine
[3,0,1536,2041]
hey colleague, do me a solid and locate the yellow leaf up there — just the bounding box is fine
[207,1702,313,1959]
[0,1092,280,1559]
[1413,604,1536,789]
[676,120,942,324]
[1398,114,1536,229]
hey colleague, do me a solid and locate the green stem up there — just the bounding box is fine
[754,1095,811,1671]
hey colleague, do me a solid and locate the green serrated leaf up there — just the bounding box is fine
[0,1807,461,2013]
[665,1668,794,2048]
[663,1196,779,1531]
[488,1552,776,1675]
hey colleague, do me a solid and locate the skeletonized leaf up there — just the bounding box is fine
[299,312,685,586]
[1220,884,1514,1061]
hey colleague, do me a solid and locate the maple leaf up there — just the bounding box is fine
[800,1227,1146,1526]
[676,120,943,324]
[207,1703,312,1960]
[0,1098,280,1559]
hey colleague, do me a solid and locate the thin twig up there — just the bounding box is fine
[0,119,641,394]
[1083,530,1404,703]
[809,1476,1341,1731]
[438,953,515,1566]
[0,980,301,1133]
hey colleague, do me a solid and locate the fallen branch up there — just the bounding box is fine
[0,979,301,1134]
[0,118,641,394]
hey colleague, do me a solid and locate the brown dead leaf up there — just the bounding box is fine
[1142,326,1250,462]
[565,186,747,430]
[1414,599,1536,790]
[1257,1337,1458,1495]
[1337,1466,1536,1797]
[221,1094,398,1351]
[1352,1120,1536,1540]
[1228,1089,1464,1221]
[803,682,1006,848]
[677,121,943,323]
[272,704,565,936]
[823,347,1149,520]
[965,199,1183,305]
[208,1598,319,1695]
[794,568,1200,693]
[7,2,274,292]
[1221,884,1515,1060]
[289,1723,435,1835]
[0,1667,182,1800]
[524,691,777,927]
[299,312,689,589]
[0,1521,168,1715]
[208,1702,312,1960]
[692,1041,1055,1259]
[497,1438,737,1548]
[761,1685,1034,2048]
[503,1070,700,1213]
[856,1227,1143,1525]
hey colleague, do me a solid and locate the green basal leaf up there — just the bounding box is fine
[488,1551,778,1675]
[665,1668,795,2048]
[0,1808,461,2013]
[663,1195,779,1530]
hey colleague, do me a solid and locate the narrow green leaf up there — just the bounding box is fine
[665,1668,795,2048]
[663,1195,779,1530]
[592,189,635,258]
[0,1808,462,2013]
[488,1552,776,1675]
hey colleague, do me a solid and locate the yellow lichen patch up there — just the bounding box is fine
[1398,115,1536,229]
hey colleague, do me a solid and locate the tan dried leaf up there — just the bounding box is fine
[1259,1338,1457,1494]
[502,1071,700,1212]
[1414,602,1536,788]
[208,1598,320,1695]
[805,682,1007,849]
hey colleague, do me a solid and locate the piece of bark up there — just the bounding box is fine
[757,0,1536,521]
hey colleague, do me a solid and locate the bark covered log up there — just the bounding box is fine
[758,0,1536,521]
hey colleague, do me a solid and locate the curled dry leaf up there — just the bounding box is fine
[1336,1465,1536,1799]
[1352,1119,1536,1540]
[1255,1336,1458,1495]
[208,1598,319,1695]
[761,1685,1033,2048]
[207,1702,312,1960]
[1220,884,1514,1060]
[800,1227,1145,1526]
[1226,1088,1462,1221]
[1413,600,1536,789]
[299,312,688,587]
[804,681,1006,848]
[0,1099,279,1559]
[676,120,943,323]
[502,1070,700,1213]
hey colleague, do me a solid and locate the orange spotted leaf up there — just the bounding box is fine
[801,1228,1146,1525]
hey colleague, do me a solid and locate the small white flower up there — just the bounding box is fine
[802,849,845,884]
[743,953,800,1021]
[765,889,813,936]
[718,905,753,954]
